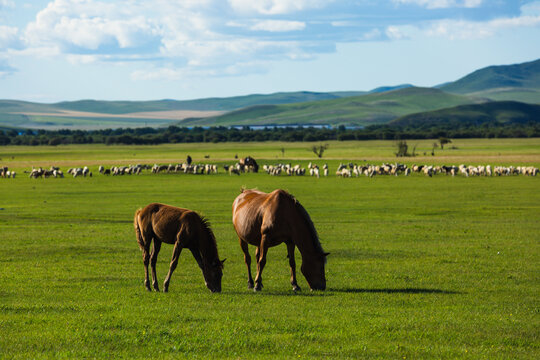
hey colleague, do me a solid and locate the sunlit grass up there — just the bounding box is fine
[0,140,539,358]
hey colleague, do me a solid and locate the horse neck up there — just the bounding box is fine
[291,212,321,257]
[287,195,327,261]
[196,223,219,264]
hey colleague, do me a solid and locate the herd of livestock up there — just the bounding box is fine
[1,158,538,179]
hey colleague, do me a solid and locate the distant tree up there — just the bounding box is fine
[431,142,438,156]
[48,137,62,146]
[394,140,410,157]
[412,143,418,157]
[312,143,329,158]
[439,137,452,149]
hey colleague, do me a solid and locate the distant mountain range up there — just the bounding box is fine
[0,58,539,130]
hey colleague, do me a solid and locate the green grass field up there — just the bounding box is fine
[1,139,539,359]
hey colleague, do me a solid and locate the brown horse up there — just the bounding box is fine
[232,189,329,291]
[134,203,224,293]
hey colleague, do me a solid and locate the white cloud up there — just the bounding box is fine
[384,3,540,41]
[392,0,482,9]
[24,0,161,51]
[15,0,536,87]
[425,15,540,40]
[228,0,329,15]
[250,20,305,32]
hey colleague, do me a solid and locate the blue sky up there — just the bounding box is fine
[1,0,540,102]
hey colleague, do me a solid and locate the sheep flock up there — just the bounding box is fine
[2,160,537,180]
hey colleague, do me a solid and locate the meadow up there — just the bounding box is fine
[0,139,539,359]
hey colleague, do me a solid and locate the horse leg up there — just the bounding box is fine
[150,239,162,291]
[254,236,269,292]
[142,246,151,291]
[286,242,301,292]
[239,239,254,289]
[163,242,183,293]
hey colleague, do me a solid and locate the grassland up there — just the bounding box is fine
[0,139,539,359]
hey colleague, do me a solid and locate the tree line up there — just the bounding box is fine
[0,122,538,146]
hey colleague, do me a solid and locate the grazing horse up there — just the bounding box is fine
[232,189,329,291]
[134,203,224,293]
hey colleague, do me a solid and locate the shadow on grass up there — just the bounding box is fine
[222,287,461,297]
[223,290,330,297]
[329,287,461,295]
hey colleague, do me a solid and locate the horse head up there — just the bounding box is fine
[203,259,225,293]
[301,252,329,291]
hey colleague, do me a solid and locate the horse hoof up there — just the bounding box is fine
[254,284,263,292]
[292,285,301,292]
[247,282,254,289]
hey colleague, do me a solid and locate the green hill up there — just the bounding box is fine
[0,91,367,129]
[178,87,478,127]
[440,58,540,103]
[52,91,362,114]
[390,101,540,128]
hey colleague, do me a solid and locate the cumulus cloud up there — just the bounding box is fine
[24,0,161,52]
[11,0,540,85]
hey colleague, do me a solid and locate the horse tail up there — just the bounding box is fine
[134,208,145,251]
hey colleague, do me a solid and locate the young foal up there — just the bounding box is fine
[134,203,224,293]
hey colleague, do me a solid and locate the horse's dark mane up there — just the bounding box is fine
[287,192,325,256]
[199,215,222,267]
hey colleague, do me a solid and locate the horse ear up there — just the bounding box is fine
[221,259,226,265]
[324,252,330,257]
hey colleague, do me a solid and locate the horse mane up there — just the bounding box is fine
[288,192,325,256]
[199,215,222,268]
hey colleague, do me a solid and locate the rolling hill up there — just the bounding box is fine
[0,91,364,129]
[177,87,480,127]
[440,58,540,104]
[389,101,540,128]
[53,91,366,114]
